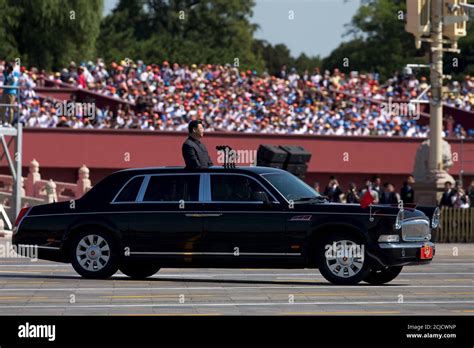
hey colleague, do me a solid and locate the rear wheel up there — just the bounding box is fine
[69,231,119,279]
[119,261,160,279]
[316,231,369,285]
[363,266,403,285]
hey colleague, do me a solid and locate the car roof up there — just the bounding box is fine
[116,166,286,176]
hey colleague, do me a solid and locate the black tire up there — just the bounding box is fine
[69,230,119,279]
[363,266,403,285]
[316,231,370,285]
[119,261,160,279]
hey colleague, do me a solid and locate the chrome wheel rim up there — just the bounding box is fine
[325,240,364,278]
[76,234,110,272]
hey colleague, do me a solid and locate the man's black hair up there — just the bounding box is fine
[188,120,202,134]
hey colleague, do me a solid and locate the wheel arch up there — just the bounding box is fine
[306,222,368,267]
[61,220,123,260]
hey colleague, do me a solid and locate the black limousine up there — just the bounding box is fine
[12,166,438,285]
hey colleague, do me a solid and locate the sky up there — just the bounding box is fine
[103,0,360,59]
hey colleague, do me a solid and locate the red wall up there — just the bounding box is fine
[1,128,473,192]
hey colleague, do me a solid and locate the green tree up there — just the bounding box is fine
[97,0,264,71]
[0,0,20,60]
[253,40,294,75]
[323,0,426,79]
[11,0,103,70]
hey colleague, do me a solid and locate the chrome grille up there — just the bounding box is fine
[402,219,430,241]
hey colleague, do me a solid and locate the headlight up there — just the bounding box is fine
[378,234,400,242]
[431,207,440,228]
[394,209,404,230]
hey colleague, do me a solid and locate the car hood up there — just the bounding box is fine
[294,202,429,220]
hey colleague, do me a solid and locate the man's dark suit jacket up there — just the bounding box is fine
[182,136,213,169]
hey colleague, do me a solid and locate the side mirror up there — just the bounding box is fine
[253,191,271,205]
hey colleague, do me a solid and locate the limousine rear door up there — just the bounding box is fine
[121,173,205,257]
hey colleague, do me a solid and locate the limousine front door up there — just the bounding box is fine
[200,174,292,263]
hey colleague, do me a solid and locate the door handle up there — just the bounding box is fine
[185,213,223,217]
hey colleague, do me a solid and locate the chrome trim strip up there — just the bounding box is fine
[199,174,207,202]
[129,251,301,256]
[36,246,61,250]
[17,245,60,250]
[185,213,222,217]
[25,211,400,218]
[136,175,150,202]
[378,242,435,249]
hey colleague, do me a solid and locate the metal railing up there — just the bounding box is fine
[438,207,474,242]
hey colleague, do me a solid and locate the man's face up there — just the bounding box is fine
[445,183,452,191]
[194,123,204,138]
[374,178,381,186]
[407,176,415,185]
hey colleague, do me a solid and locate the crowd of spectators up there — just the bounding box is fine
[315,175,473,208]
[1,58,474,137]
[439,180,473,208]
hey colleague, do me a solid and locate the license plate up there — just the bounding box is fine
[420,244,433,260]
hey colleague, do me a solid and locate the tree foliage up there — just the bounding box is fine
[97,0,265,71]
[1,0,103,70]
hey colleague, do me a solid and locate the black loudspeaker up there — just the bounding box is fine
[286,163,308,176]
[257,144,288,164]
[279,145,312,164]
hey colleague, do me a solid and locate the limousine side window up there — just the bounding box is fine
[210,175,265,202]
[143,175,200,202]
[114,176,144,202]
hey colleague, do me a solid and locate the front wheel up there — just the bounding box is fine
[316,232,369,285]
[363,266,403,285]
[119,261,160,279]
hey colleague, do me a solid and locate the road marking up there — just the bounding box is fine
[102,294,215,299]
[283,311,401,315]
[109,313,222,316]
[414,292,474,295]
[462,310,474,313]
[0,281,60,284]
[290,292,370,297]
[0,285,473,292]
[0,296,49,300]
[0,300,472,310]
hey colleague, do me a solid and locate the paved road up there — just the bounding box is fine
[0,238,472,316]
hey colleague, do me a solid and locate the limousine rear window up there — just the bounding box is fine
[143,175,200,202]
[114,176,144,202]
